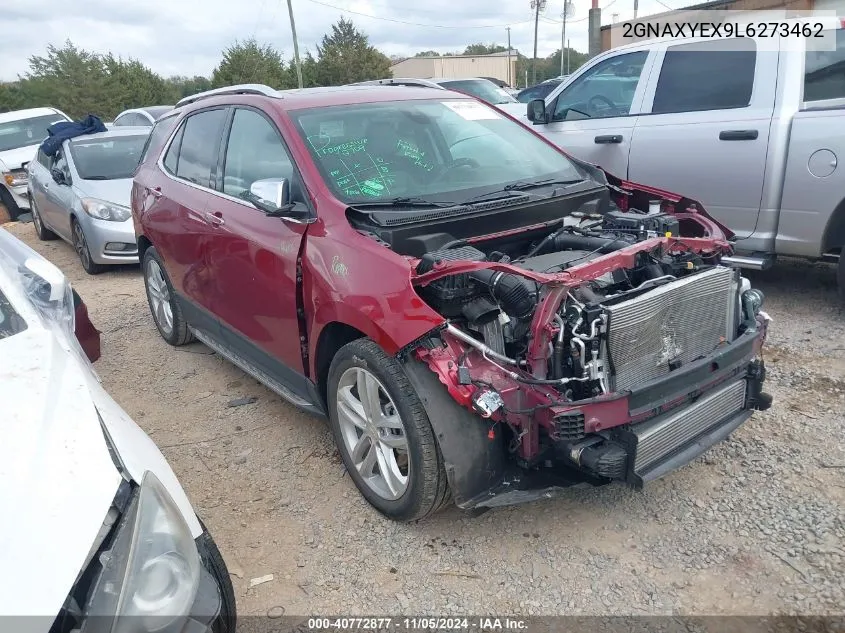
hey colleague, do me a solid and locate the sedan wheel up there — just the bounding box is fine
[72,220,104,274]
[336,366,410,500]
[31,199,56,241]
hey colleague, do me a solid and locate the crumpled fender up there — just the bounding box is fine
[402,357,508,508]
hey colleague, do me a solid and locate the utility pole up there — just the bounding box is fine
[588,0,601,58]
[506,26,512,86]
[634,0,639,19]
[560,0,573,76]
[286,0,304,88]
[530,0,546,85]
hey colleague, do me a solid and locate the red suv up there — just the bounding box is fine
[132,84,772,521]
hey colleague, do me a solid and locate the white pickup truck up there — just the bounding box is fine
[499,17,845,296]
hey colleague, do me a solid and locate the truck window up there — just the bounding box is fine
[804,28,845,103]
[552,51,648,121]
[651,39,756,114]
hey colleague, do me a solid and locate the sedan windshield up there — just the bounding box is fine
[69,134,149,180]
[438,80,517,105]
[292,99,585,204]
[0,114,67,152]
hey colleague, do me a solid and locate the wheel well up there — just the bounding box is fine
[314,322,365,407]
[137,235,152,261]
[822,197,845,255]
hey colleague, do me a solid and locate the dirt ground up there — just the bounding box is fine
[5,220,844,618]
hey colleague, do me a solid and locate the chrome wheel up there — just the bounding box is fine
[73,222,90,267]
[145,259,174,335]
[336,367,410,501]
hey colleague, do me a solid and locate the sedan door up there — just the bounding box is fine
[203,107,312,385]
[627,38,775,240]
[528,48,657,179]
[27,149,52,223]
[41,148,75,240]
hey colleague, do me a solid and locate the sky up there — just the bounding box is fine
[1,0,677,81]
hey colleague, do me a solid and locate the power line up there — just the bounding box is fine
[303,0,535,28]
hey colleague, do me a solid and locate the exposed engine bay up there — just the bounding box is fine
[351,184,771,506]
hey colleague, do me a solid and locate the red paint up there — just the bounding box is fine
[73,295,101,363]
[132,87,761,461]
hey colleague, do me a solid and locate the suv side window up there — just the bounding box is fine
[172,108,227,188]
[221,108,294,199]
[804,28,845,103]
[553,51,648,121]
[140,114,178,166]
[651,39,756,114]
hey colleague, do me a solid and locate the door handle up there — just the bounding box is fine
[204,211,225,227]
[719,129,759,141]
[594,134,623,144]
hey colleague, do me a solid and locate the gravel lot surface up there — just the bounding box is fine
[5,220,844,617]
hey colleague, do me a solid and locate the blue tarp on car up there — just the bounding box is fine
[39,115,107,157]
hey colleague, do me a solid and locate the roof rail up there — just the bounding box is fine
[347,78,446,90]
[176,84,280,108]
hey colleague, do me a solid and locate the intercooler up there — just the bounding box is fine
[631,378,747,475]
[604,266,737,393]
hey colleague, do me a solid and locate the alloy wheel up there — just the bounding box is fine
[335,367,410,501]
[145,259,174,335]
[73,223,91,269]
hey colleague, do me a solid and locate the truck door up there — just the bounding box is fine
[529,48,657,180]
[627,38,776,241]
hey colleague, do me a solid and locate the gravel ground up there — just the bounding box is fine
[5,220,844,617]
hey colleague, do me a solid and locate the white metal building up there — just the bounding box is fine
[389,50,519,86]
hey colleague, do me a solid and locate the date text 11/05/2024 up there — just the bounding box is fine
[306,617,528,631]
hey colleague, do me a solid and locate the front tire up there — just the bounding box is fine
[142,246,194,346]
[327,338,450,521]
[0,187,22,221]
[31,197,57,240]
[72,218,105,275]
[838,252,845,302]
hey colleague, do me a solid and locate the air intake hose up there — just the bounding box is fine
[469,269,535,321]
[545,233,629,254]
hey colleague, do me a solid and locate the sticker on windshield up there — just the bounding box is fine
[443,100,501,121]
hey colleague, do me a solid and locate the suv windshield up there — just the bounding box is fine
[0,114,67,152]
[69,134,149,180]
[438,80,517,105]
[292,99,584,204]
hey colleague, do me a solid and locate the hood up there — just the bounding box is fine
[0,143,40,172]
[495,102,529,119]
[0,327,121,618]
[76,177,133,207]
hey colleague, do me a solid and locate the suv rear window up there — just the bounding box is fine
[651,38,756,114]
[804,28,845,102]
[0,289,27,340]
[140,114,179,166]
[166,108,227,188]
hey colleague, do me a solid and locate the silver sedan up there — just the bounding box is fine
[26,127,150,274]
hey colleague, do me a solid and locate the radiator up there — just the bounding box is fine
[632,378,747,474]
[604,266,736,393]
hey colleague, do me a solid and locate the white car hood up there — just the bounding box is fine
[0,328,121,619]
[0,143,40,171]
[496,102,529,120]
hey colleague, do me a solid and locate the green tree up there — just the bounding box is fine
[414,50,441,57]
[165,75,213,101]
[547,47,588,76]
[285,51,319,89]
[462,43,508,55]
[212,38,290,89]
[315,18,391,86]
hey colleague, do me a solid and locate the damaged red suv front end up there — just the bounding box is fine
[404,179,771,510]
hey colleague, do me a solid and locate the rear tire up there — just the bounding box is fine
[142,246,194,346]
[71,218,106,275]
[327,338,450,521]
[838,252,845,302]
[31,197,57,240]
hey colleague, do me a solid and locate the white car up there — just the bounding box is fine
[0,228,236,632]
[0,108,71,220]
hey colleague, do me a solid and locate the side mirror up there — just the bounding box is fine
[51,168,66,185]
[527,99,547,124]
[250,178,290,210]
[243,178,313,223]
